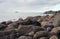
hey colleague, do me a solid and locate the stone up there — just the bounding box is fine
[0,24,7,30]
[39,37,48,39]
[0,29,17,39]
[5,22,19,30]
[43,24,54,31]
[24,18,41,26]
[6,21,13,25]
[18,36,33,39]
[27,31,35,36]
[34,31,49,39]
[49,35,58,39]
[51,27,60,35]
[17,25,43,37]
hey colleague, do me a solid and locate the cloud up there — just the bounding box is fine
[0,0,60,13]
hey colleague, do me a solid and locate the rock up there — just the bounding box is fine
[41,21,48,26]
[0,21,6,25]
[49,35,58,39]
[57,20,60,26]
[34,31,49,39]
[27,31,35,36]
[51,27,60,35]
[33,27,45,32]
[43,24,54,31]
[39,37,48,39]
[0,29,17,39]
[0,21,13,25]
[17,25,33,37]
[17,25,43,37]
[0,24,7,30]
[18,36,33,39]
[56,30,60,39]
[28,19,41,26]
[24,18,41,26]
[6,21,13,25]
[5,22,19,30]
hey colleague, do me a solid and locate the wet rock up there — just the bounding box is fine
[18,36,33,39]
[49,35,58,39]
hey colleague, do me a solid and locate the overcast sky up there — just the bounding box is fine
[0,0,60,13]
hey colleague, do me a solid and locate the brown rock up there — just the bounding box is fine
[39,37,48,39]
[49,35,58,39]
[51,27,60,35]
[27,31,35,36]
[17,25,44,37]
[34,31,49,39]
[18,36,33,39]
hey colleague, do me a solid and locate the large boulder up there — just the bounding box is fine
[49,35,58,39]
[24,18,41,26]
[18,36,33,39]
[34,31,49,39]
[51,27,60,35]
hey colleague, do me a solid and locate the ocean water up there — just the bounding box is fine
[0,12,52,22]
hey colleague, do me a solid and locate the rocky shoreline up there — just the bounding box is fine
[0,11,60,39]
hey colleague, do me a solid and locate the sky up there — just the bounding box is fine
[0,0,60,13]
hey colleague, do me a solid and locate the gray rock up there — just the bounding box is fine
[0,24,7,30]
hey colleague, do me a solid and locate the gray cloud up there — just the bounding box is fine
[0,0,60,13]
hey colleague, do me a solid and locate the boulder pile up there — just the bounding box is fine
[0,10,60,39]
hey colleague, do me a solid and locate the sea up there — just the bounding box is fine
[0,12,53,22]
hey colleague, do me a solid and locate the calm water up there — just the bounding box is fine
[0,12,52,22]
